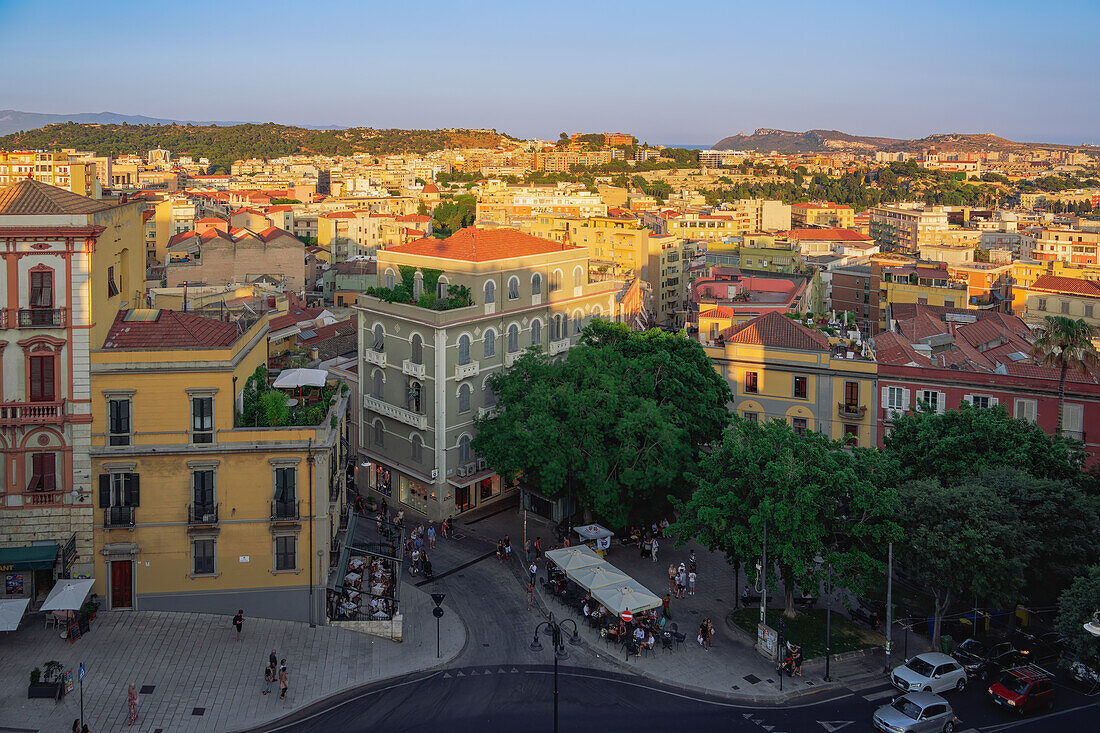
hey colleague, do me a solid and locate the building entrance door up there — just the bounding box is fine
[110,560,133,609]
[455,484,473,513]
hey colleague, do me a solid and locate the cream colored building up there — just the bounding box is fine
[869,205,949,254]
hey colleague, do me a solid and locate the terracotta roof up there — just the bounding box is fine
[422,183,440,194]
[781,228,871,242]
[395,214,430,223]
[197,216,226,224]
[721,312,829,351]
[101,309,243,350]
[1029,275,1100,297]
[270,304,324,332]
[699,306,738,319]
[0,179,114,215]
[385,227,578,262]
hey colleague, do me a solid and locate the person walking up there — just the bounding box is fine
[528,560,538,587]
[699,619,711,651]
[534,537,543,558]
[126,683,138,725]
[504,535,512,561]
[427,523,436,549]
[72,720,80,733]
[662,593,671,619]
[278,661,288,700]
[677,567,687,599]
[707,617,717,649]
[688,551,697,574]
[263,663,273,695]
[496,539,504,563]
[269,649,278,671]
[526,582,534,610]
[651,537,659,563]
[233,609,244,641]
[688,570,697,596]
[667,564,676,594]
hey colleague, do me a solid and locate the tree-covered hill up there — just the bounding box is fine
[0,122,521,168]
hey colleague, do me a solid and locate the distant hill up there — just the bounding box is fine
[0,110,272,136]
[0,122,521,168]
[713,128,1096,154]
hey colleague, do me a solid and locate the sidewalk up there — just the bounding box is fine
[0,581,465,733]
[458,504,903,703]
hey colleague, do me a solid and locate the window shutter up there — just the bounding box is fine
[989,397,999,407]
[963,395,973,405]
[99,474,111,508]
[937,392,946,414]
[902,388,910,407]
[881,387,889,406]
[124,473,140,507]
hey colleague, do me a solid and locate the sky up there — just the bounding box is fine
[1,0,1098,146]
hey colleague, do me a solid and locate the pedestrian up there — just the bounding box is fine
[688,570,697,596]
[534,537,542,558]
[72,719,80,733]
[699,619,711,651]
[380,497,388,517]
[410,547,420,575]
[125,683,138,725]
[233,609,244,641]
[678,569,687,599]
[526,582,534,610]
[528,560,537,587]
[524,539,532,563]
[82,725,91,733]
[707,617,717,649]
[668,564,676,593]
[504,535,512,560]
[428,523,436,548]
[278,660,288,700]
[269,649,278,670]
[496,539,504,562]
[688,551,697,574]
[563,536,570,547]
[662,593,671,619]
[263,663,273,695]
[651,537,659,563]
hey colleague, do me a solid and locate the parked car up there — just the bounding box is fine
[873,691,958,733]
[987,665,1055,714]
[1063,656,1100,694]
[951,638,1022,681]
[891,653,968,694]
[1011,630,1064,664]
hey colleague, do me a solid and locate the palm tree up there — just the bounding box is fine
[1030,316,1100,432]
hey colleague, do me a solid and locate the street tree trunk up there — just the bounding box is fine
[781,564,797,618]
[931,590,951,653]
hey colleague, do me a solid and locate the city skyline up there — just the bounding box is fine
[1,0,1097,145]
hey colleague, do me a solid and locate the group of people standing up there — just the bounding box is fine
[262,649,289,700]
[668,552,698,600]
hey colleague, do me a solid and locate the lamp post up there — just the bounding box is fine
[814,553,833,682]
[529,613,580,733]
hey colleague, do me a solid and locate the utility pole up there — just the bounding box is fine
[885,542,893,672]
[307,439,315,627]
[760,518,768,630]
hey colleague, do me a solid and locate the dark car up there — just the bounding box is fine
[987,665,1055,715]
[951,638,1022,681]
[1011,630,1064,664]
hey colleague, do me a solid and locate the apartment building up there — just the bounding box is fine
[90,310,348,621]
[646,235,691,327]
[879,263,970,331]
[1018,275,1100,329]
[165,225,306,290]
[354,228,633,521]
[476,185,607,224]
[1032,228,1100,264]
[0,180,144,590]
[790,203,855,229]
[738,235,804,273]
[0,151,99,198]
[831,264,881,336]
[703,312,877,447]
[869,205,949,254]
[663,200,790,239]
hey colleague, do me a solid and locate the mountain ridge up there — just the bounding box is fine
[0,109,345,137]
[713,128,1098,154]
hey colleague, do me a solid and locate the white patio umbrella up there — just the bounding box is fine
[591,580,662,616]
[544,545,603,573]
[0,598,30,631]
[39,579,95,612]
[570,563,631,591]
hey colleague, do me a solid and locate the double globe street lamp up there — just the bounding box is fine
[529,613,580,733]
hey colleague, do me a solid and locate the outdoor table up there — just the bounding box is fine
[345,572,361,583]
[348,557,365,569]
[372,611,389,619]
[346,589,361,600]
[371,583,386,595]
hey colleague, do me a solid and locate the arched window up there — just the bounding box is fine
[384,268,396,289]
[372,324,384,351]
[507,324,519,353]
[483,328,496,358]
[437,276,449,299]
[483,378,497,407]
[549,269,562,292]
[410,333,423,364]
[411,434,423,463]
[592,305,602,318]
[372,369,384,399]
[457,383,471,413]
[373,419,384,447]
[573,266,583,289]
[532,272,543,296]
[530,318,542,346]
[413,273,424,300]
[551,314,564,341]
[484,280,495,304]
[508,276,520,300]
[458,334,471,365]
[573,310,583,335]
[407,380,422,413]
[458,434,472,463]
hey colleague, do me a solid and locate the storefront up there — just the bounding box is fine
[399,475,431,515]
[1,543,60,603]
[521,487,575,524]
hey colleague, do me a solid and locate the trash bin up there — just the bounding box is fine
[940,634,955,654]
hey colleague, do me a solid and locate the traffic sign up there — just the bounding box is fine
[433,607,444,618]
[621,611,633,622]
[78,663,85,682]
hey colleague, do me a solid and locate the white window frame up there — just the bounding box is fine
[457,383,472,414]
[1014,398,1038,423]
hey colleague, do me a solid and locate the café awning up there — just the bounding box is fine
[544,544,603,573]
[0,543,58,571]
[40,578,95,612]
[591,580,662,616]
[0,598,30,632]
[569,563,631,592]
[574,523,614,542]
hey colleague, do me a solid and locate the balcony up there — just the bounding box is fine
[838,403,867,420]
[363,395,428,430]
[1062,429,1085,441]
[187,503,219,526]
[25,491,64,507]
[18,308,65,328]
[104,506,135,529]
[0,401,64,426]
[365,348,387,368]
[549,339,570,356]
[478,406,500,420]
[455,361,480,380]
[271,500,300,522]
[402,359,426,379]
[504,351,521,368]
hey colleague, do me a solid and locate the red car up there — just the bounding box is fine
[987,665,1055,715]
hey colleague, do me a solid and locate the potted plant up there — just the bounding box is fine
[79,599,100,622]
[27,660,64,700]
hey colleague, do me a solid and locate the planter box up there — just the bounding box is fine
[27,682,62,700]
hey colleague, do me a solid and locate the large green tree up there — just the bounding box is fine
[472,321,731,528]
[1055,566,1100,670]
[671,418,902,617]
[1030,316,1100,432]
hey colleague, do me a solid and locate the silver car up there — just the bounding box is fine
[891,652,967,693]
[873,691,957,733]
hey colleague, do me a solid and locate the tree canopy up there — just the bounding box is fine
[1056,566,1100,669]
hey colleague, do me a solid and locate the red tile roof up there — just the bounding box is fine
[721,311,829,351]
[269,303,324,332]
[422,183,440,194]
[385,227,578,262]
[1030,275,1100,297]
[781,228,872,241]
[102,310,243,350]
[396,214,431,223]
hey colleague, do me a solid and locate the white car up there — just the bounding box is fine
[891,652,968,694]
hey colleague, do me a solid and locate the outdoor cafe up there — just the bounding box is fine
[542,545,686,657]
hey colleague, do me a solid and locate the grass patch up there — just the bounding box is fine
[729,608,884,660]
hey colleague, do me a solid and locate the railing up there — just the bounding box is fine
[271,500,300,521]
[838,403,867,419]
[478,406,500,420]
[365,348,386,368]
[104,506,135,528]
[187,503,218,525]
[18,308,65,328]
[402,359,426,379]
[549,339,570,356]
[363,395,428,429]
[0,309,6,329]
[455,361,480,380]
[26,491,64,506]
[0,401,64,426]
[1062,429,1085,441]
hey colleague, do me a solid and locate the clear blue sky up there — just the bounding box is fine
[2,0,1097,145]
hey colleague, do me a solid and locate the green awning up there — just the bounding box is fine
[0,544,59,572]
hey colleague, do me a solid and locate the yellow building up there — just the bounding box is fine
[739,234,805,273]
[0,151,98,197]
[1009,259,1100,314]
[790,203,855,229]
[703,311,877,447]
[90,310,349,622]
[879,263,970,331]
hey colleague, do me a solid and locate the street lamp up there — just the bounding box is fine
[1085,610,1100,637]
[529,613,580,733]
[814,553,833,682]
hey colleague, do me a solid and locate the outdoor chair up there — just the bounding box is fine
[661,632,674,653]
